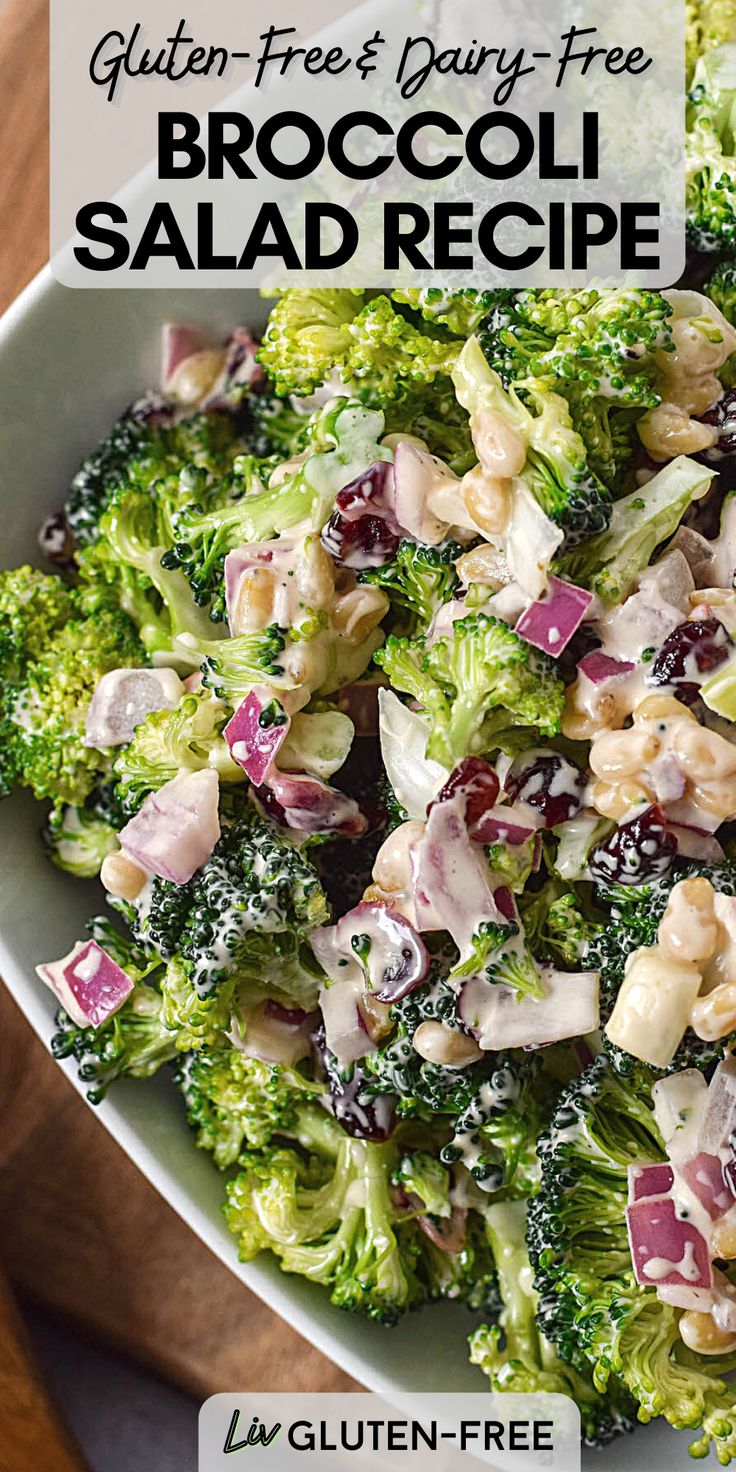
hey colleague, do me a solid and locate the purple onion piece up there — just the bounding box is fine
[515,575,593,656]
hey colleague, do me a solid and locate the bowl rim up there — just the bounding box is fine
[0,261,481,1401]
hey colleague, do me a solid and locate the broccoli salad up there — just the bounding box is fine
[13,10,736,1458]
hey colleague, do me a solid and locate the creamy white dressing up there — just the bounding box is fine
[643,1240,701,1282]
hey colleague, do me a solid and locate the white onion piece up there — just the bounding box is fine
[119,769,220,884]
[457,968,599,1050]
[318,976,374,1065]
[378,689,448,821]
[712,1268,736,1333]
[414,795,507,953]
[657,1282,715,1312]
[231,1003,312,1065]
[697,1056,736,1157]
[667,826,725,862]
[652,1071,708,1159]
[85,668,183,748]
[504,484,564,600]
[279,710,354,781]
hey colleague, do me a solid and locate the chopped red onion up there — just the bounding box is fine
[657,1282,715,1312]
[201,327,263,409]
[232,1002,313,1065]
[515,576,594,656]
[626,1194,712,1291]
[577,651,636,684]
[119,769,220,884]
[224,688,290,787]
[36,940,133,1030]
[470,804,540,846]
[413,797,509,950]
[416,1206,468,1256]
[628,1163,675,1204]
[681,1152,735,1219]
[161,323,202,390]
[697,1056,736,1158]
[265,769,367,837]
[392,441,456,545]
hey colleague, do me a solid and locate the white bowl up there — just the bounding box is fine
[0,271,685,1464]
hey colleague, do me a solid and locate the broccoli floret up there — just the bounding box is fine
[359,539,461,631]
[258,290,458,402]
[590,861,736,1075]
[687,43,736,252]
[249,391,312,460]
[224,1121,431,1324]
[364,965,495,1119]
[44,801,119,877]
[706,258,736,385]
[1,583,144,807]
[151,813,328,1048]
[688,0,736,82]
[555,455,715,604]
[470,1200,637,1449]
[391,287,510,337]
[65,408,247,548]
[441,1054,557,1197]
[51,984,176,1102]
[393,1150,452,1217]
[376,613,564,769]
[257,289,366,397]
[0,566,77,672]
[479,289,672,488]
[113,690,245,814]
[527,1056,736,1460]
[451,918,544,999]
[161,398,390,620]
[174,1045,322,1168]
[453,338,611,545]
[521,880,600,968]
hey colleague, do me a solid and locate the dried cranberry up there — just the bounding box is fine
[698,390,736,460]
[321,510,399,568]
[646,619,731,707]
[38,511,75,568]
[504,751,586,829]
[335,461,394,519]
[590,804,677,888]
[435,756,500,826]
[311,1024,397,1142]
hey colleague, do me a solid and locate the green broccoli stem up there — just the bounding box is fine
[484,1201,541,1367]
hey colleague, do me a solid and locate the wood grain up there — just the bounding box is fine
[0,0,358,1399]
[0,1266,90,1472]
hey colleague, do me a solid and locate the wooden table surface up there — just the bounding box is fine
[0,0,357,1401]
